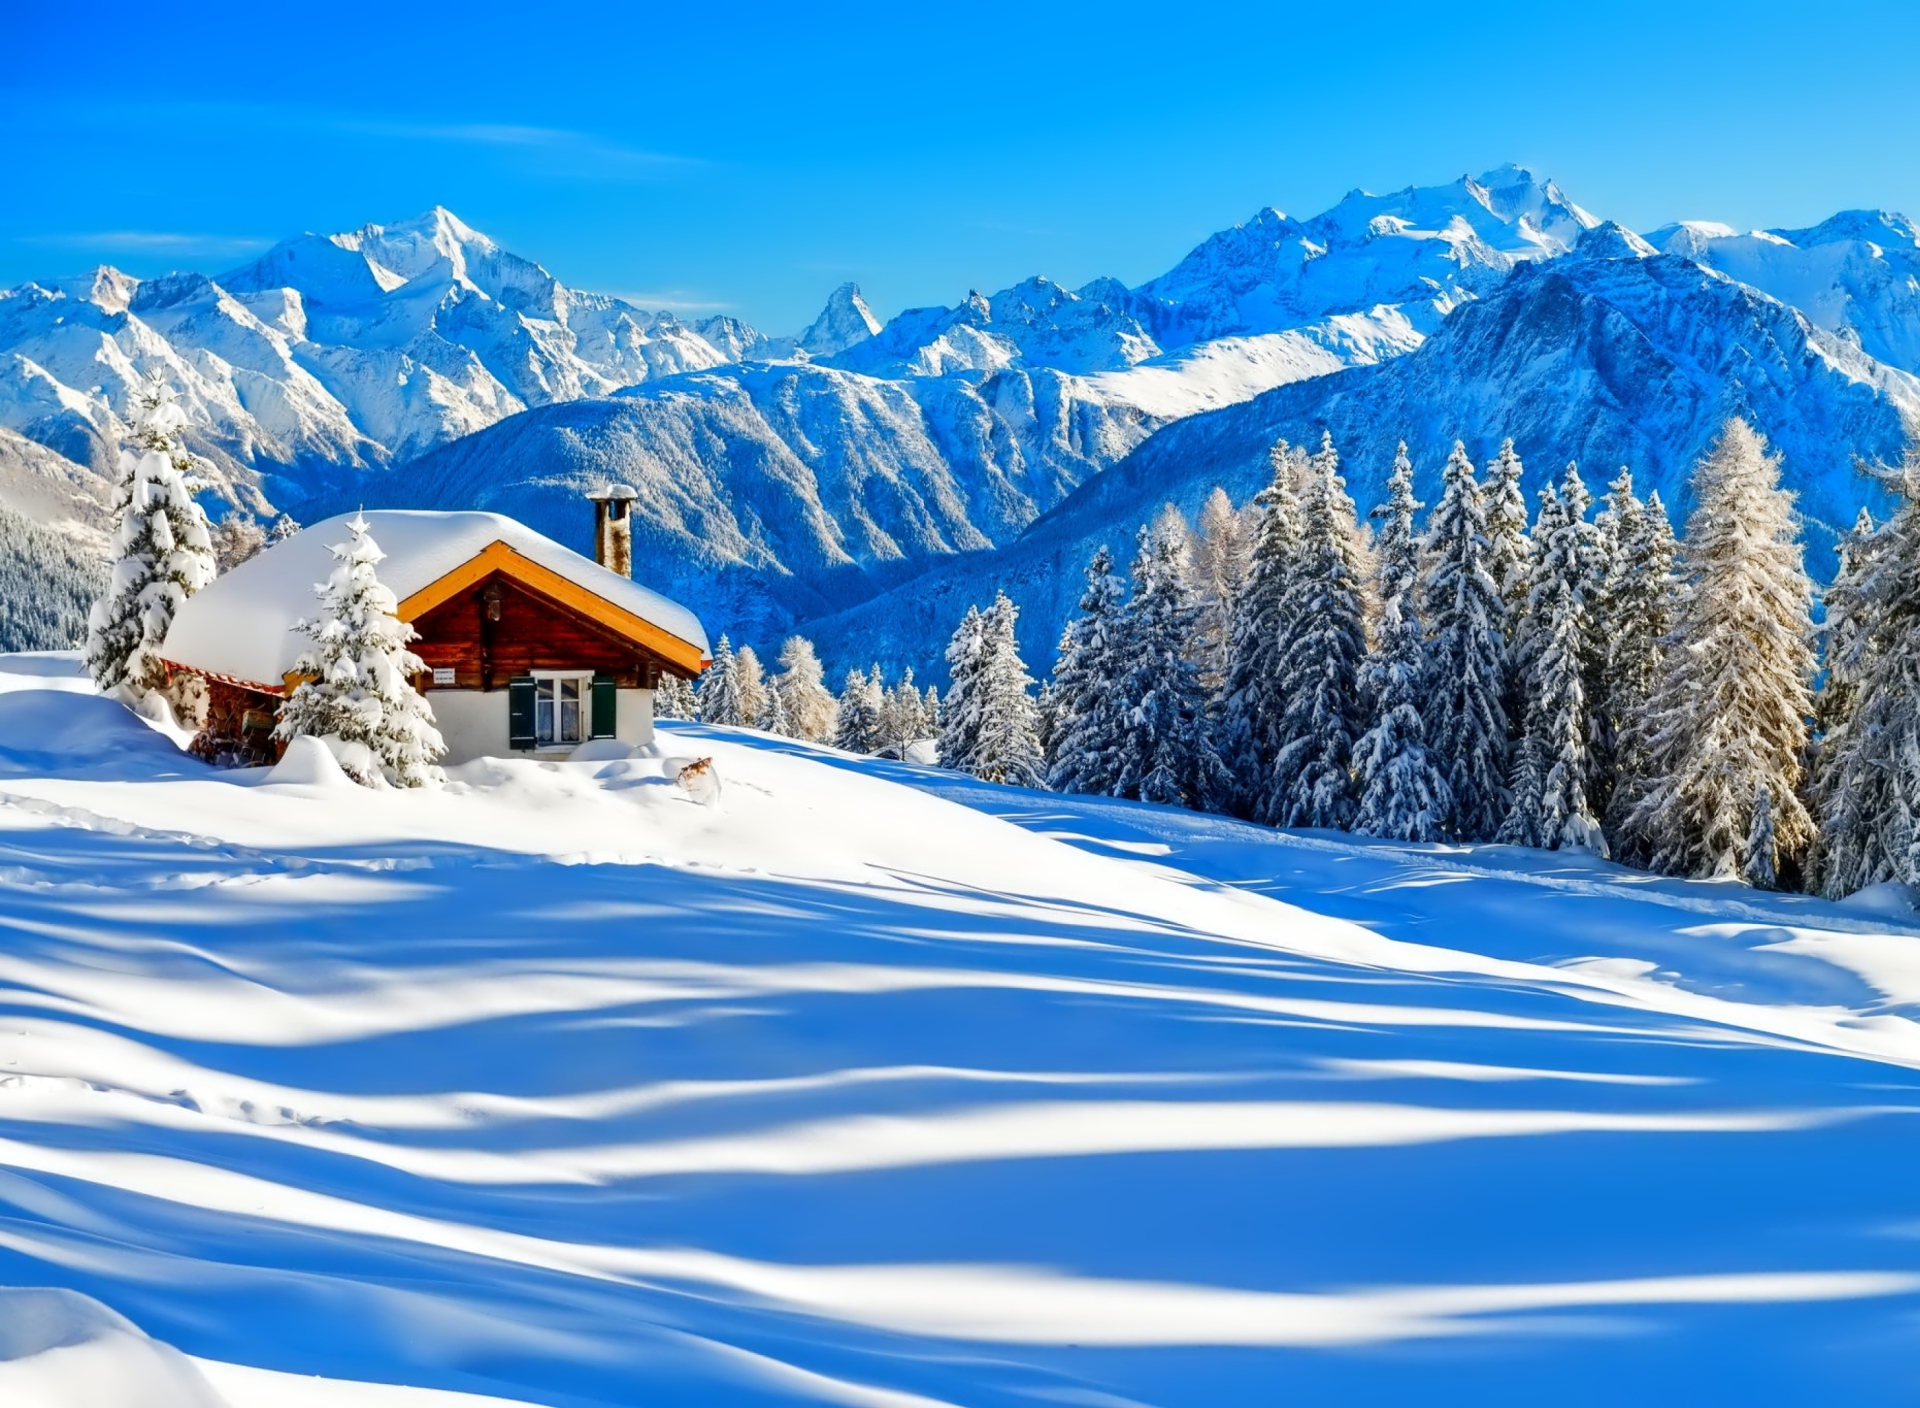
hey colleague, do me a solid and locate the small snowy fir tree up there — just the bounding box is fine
[1354,444,1453,840]
[1110,520,1231,811]
[760,677,793,737]
[833,665,884,754]
[654,670,697,721]
[772,635,837,741]
[877,667,929,755]
[967,592,1046,788]
[86,383,217,702]
[1619,419,1817,879]
[1419,441,1509,839]
[1504,473,1607,855]
[1192,487,1252,693]
[1046,546,1130,795]
[697,635,749,726]
[735,644,767,728]
[273,513,445,788]
[1268,433,1367,830]
[1813,465,1920,896]
[1220,439,1308,820]
[1602,485,1682,856]
[1812,506,1879,748]
[938,606,986,772]
[269,513,301,543]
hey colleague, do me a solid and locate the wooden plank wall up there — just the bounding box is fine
[409,571,684,690]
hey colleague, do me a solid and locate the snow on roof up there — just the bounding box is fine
[163,509,710,689]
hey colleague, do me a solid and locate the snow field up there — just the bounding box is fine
[1,655,1919,1402]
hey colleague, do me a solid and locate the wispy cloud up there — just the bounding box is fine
[608,290,735,313]
[13,231,270,255]
[329,116,699,176]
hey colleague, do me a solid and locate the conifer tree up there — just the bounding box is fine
[1419,441,1509,839]
[209,512,267,574]
[1507,476,1608,855]
[1744,784,1780,890]
[938,606,986,772]
[1192,487,1252,692]
[1814,468,1920,896]
[1602,487,1682,855]
[1269,433,1367,829]
[1620,420,1817,879]
[877,666,929,756]
[1484,438,1532,622]
[654,671,697,722]
[735,644,767,728]
[1355,444,1453,840]
[761,677,793,737]
[1046,545,1129,796]
[697,635,749,726]
[273,513,445,788]
[833,665,883,753]
[966,592,1046,788]
[86,384,216,702]
[772,635,837,742]
[1111,521,1231,811]
[1220,439,1307,820]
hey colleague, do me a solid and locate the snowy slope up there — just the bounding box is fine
[3,654,1920,1405]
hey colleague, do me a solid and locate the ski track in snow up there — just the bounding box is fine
[1,659,1920,1404]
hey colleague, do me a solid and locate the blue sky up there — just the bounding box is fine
[4,0,1917,333]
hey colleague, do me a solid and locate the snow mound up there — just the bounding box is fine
[1838,880,1920,915]
[263,733,352,789]
[0,1288,229,1408]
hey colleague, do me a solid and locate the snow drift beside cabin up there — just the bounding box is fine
[159,509,710,691]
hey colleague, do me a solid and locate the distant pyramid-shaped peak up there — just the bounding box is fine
[799,282,881,357]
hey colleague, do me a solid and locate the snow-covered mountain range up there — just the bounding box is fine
[7,166,1920,668]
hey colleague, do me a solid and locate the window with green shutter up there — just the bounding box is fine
[508,675,536,750]
[590,675,617,739]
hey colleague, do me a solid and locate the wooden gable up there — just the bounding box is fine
[407,569,694,690]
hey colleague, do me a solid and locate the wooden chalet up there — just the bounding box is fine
[160,491,709,766]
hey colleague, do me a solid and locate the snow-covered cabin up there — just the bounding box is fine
[160,495,709,766]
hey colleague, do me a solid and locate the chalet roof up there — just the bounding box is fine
[161,510,710,691]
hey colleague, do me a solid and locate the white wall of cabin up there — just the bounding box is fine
[425,687,654,765]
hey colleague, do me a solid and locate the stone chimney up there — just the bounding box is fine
[586,484,637,578]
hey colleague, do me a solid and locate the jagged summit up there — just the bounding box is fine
[798,282,881,357]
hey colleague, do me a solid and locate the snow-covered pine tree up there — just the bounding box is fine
[1507,474,1608,855]
[922,683,941,735]
[1813,507,1879,747]
[1269,433,1367,830]
[1620,419,1817,880]
[938,606,986,772]
[876,666,927,756]
[696,635,749,726]
[1219,439,1308,820]
[968,592,1046,788]
[1192,487,1252,692]
[1046,545,1129,795]
[1812,465,1920,896]
[1484,438,1531,622]
[273,513,445,788]
[1601,486,1682,856]
[86,384,216,701]
[761,677,793,737]
[269,514,301,543]
[1744,784,1780,890]
[654,670,697,721]
[772,635,837,741]
[832,665,883,753]
[1418,441,1509,839]
[735,644,767,728]
[1354,444,1453,840]
[1110,521,1231,811]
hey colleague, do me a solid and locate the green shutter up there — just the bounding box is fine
[590,675,617,739]
[508,675,536,750]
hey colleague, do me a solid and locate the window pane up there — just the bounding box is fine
[560,678,581,742]
[536,679,555,743]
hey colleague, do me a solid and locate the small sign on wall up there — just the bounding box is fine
[432,667,456,685]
